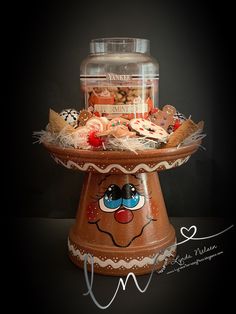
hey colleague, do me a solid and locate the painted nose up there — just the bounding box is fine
[114,208,134,224]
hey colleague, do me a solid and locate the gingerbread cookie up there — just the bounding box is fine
[78,110,93,126]
[150,104,176,130]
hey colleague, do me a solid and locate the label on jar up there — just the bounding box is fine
[80,74,159,119]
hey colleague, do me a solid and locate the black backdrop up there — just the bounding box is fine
[11,1,235,218]
[6,2,235,314]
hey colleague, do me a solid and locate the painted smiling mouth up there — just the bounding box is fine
[88,216,157,248]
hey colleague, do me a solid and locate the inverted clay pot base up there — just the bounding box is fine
[44,143,199,276]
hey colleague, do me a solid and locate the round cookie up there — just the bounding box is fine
[107,117,130,129]
[86,117,105,132]
[130,118,169,141]
[71,127,91,149]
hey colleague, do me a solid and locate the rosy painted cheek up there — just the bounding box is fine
[87,202,100,222]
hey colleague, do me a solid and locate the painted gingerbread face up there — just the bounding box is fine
[86,174,158,247]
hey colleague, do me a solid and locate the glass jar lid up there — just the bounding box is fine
[90,37,150,54]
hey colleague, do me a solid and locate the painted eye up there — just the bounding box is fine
[122,184,145,210]
[99,184,122,212]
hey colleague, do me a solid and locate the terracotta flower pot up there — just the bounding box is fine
[44,143,200,276]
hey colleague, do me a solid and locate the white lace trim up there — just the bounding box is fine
[68,238,176,269]
[53,156,190,174]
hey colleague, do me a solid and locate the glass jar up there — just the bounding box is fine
[80,38,159,119]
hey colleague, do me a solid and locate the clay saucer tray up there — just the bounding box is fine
[44,142,200,276]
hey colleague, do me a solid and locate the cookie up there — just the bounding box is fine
[130,118,169,141]
[150,104,176,130]
[78,109,93,126]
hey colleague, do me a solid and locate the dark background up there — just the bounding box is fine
[12,1,234,218]
[7,1,235,314]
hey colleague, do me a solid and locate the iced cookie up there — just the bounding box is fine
[86,117,106,132]
[130,118,169,141]
[98,125,136,138]
[150,104,176,130]
[107,117,130,129]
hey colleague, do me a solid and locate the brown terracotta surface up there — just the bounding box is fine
[43,142,200,174]
[43,142,200,275]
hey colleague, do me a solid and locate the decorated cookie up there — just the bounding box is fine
[130,118,169,141]
[69,126,91,149]
[107,117,130,129]
[39,101,204,153]
[59,108,79,127]
[150,104,176,130]
[86,117,106,132]
[78,109,93,126]
[98,125,136,138]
